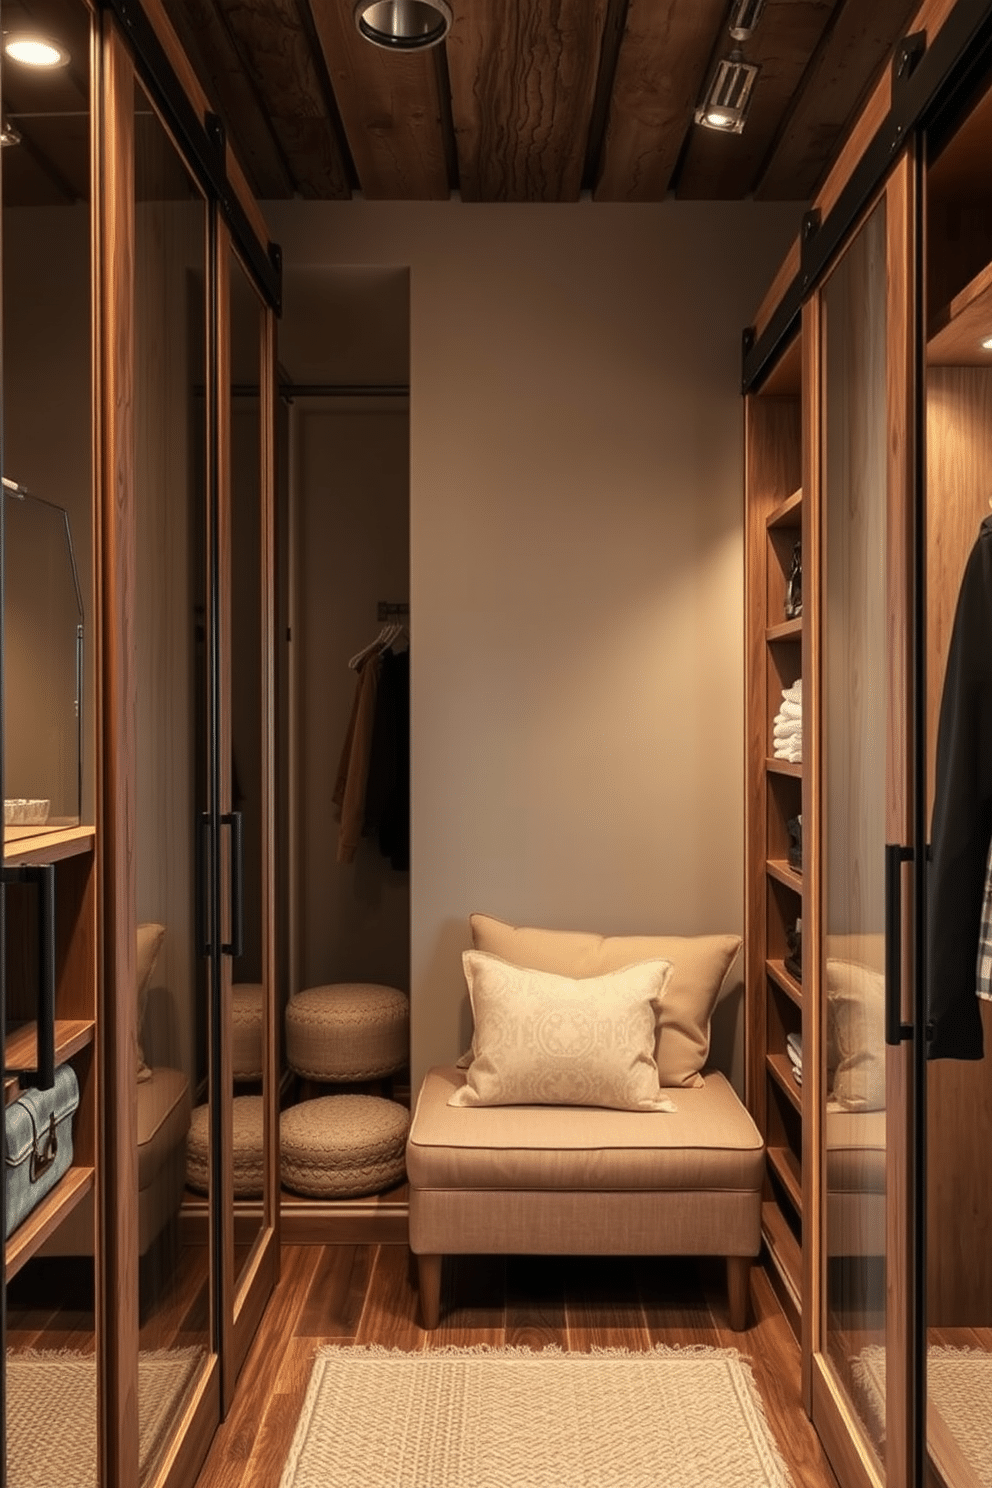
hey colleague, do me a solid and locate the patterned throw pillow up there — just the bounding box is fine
[468,915,741,1087]
[449,950,676,1112]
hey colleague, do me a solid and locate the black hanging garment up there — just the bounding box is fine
[363,646,410,871]
[927,514,992,1059]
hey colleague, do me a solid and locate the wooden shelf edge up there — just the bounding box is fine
[767,1144,803,1214]
[761,1201,802,1334]
[5,1019,95,1091]
[928,257,992,347]
[766,858,802,893]
[766,757,802,778]
[5,1166,95,1280]
[767,488,803,529]
[767,959,802,1006]
[766,617,803,643]
[4,824,95,865]
[767,1052,803,1112]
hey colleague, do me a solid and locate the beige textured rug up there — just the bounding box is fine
[280,1344,795,1488]
[854,1344,992,1485]
[6,1346,205,1487]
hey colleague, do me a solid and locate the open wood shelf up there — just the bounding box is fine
[928,257,992,365]
[5,1165,95,1281]
[767,488,803,529]
[767,1052,802,1113]
[4,1019,96,1104]
[766,618,803,643]
[767,959,802,1007]
[762,1198,802,1306]
[3,824,95,866]
[766,859,802,893]
[766,757,802,779]
[767,1144,802,1214]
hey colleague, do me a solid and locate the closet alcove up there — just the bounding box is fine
[277,265,412,1239]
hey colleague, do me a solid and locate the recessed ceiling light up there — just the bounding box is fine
[353,0,452,50]
[4,33,70,68]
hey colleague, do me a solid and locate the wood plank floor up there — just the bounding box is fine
[194,1249,841,1488]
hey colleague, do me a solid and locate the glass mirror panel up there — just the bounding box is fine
[2,0,97,1480]
[821,197,888,1463]
[132,76,211,1482]
[228,247,266,1288]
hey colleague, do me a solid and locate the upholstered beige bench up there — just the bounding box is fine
[407,1063,764,1331]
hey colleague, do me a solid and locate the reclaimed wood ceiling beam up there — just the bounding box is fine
[446,0,610,202]
[162,0,297,198]
[593,0,726,202]
[211,0,353,199]
[308,0,451,200]
[755,0,919,200]
[674,0,839,201]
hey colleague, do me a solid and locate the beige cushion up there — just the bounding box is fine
[280,1094,408,1198]
[137,1065,190,1193]
[826,958,886,1112]
[451,951,675,1112]
[186,1095,265,1197]
[136,922,166,1081]
[826,1105,886,1193]
[410,1066,763,1192]
[285,982,409,1081]
[232,982,264,1081]
[469,914,741,1088]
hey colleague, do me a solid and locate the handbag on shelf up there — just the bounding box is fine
[4,1062,80,1239]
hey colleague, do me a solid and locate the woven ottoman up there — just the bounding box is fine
[285,983,409,1082]
[186,1095,264,1198]
[232,982,264,1082]
[280,1094,409,1198]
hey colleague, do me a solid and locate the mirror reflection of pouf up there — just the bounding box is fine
[284,983,409,1083]
[186,1095,265,1197]
[280,1094,409,1198]
[232,983,264,1082]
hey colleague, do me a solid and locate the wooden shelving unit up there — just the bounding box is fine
[3,825,97,1278]
[744,328,805,1339]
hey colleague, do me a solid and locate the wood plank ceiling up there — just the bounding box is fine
[163,0,923,204]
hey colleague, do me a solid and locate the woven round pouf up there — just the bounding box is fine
[280,1094,409,1199]
[284,983,409,1082]
[186,1095,264,1197]
[232,982,264,1082]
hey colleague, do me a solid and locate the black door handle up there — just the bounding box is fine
[221,811,244,959]
[885,843,914,1046]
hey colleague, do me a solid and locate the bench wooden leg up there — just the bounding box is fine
[727,1256,751,1331]
[417,1253,443,1330]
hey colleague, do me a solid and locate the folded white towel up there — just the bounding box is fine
[778,699,803,721]
[773,717,803,739]
[786,1031,802,1060]
[792,1066,802,1086]
[782,679,802,706]
[774,741,803,763]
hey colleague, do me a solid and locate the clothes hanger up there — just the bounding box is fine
[348,622,401,671]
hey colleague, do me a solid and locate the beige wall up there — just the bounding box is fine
[264,199,800,1095]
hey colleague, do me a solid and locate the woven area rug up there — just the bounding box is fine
[6,1346,205,1488]
[854,1344,992,1486]
[280,1344,795,1488]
